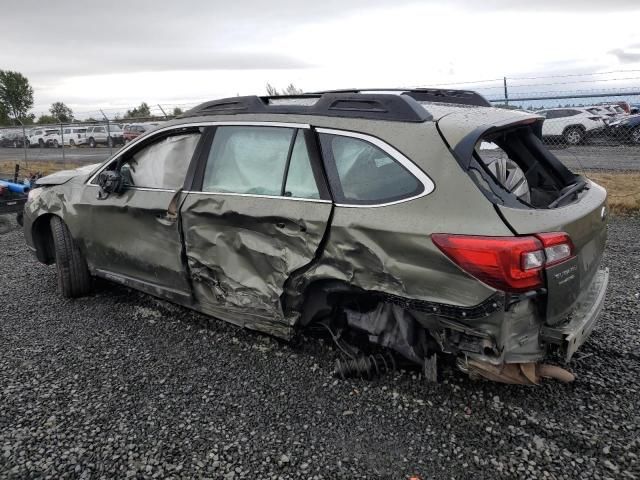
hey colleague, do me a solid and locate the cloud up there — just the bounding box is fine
[609,48,640,64]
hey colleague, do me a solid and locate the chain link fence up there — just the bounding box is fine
[1,89,639,184]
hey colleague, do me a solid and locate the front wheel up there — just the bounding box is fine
[630,126,640,144]
[69,139,76,147]
[53,140,59,148]
[564,127,584,145]
[50,216,92,298]
[88,138,96,148]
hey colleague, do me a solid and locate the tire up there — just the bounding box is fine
[69,139,75,147]
[50,216,91,298]
[53,140,59,148]
[38,138,45,148]
[25,140,30,148]
[88,138,96,148]
[630,126,640,145]
[563,127,584,145]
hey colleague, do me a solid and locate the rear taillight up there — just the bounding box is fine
[432,233,574,293]
[536,232,574,267]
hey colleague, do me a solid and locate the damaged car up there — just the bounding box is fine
[23,89,609,384]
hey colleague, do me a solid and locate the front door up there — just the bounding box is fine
[180,124,333,337]
[81,128,204,301]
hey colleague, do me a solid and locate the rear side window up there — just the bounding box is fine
[202,126,320,199]
[319,133,422,205]
[121,133,201,189]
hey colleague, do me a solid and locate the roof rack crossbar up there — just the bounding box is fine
[309,88,491,107]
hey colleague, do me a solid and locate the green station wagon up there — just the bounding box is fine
[23,89,609,384]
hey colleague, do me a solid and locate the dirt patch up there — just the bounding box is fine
[587,171,640,215]
[0,159,87,177]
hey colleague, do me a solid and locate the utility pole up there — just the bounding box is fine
[15,118,28,169]
[100,109,112,156]
[157,104,168,119]
[503,77,509,106]
[57,117,66,165]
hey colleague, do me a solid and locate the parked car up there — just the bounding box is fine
[24,89,608,385]
[85,125,125,147]
[43,130,62,148]
[536,108,605,144]
[54,127,88,147]
[27,128,60,148]
[0,132,26,148]
[123,123,158,143]
[46,127,88,147]
[608,114,640,144]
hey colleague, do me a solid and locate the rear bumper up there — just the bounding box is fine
[541,267,609,362]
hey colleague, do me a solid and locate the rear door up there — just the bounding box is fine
[180,123,332,337]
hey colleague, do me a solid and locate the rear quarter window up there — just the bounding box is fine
[318,132,423,205]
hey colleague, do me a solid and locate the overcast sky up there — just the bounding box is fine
[2,0,640,117]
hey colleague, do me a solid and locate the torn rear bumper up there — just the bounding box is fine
[541,268,609,362]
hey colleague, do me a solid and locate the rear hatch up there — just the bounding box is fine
[436,107,608,325]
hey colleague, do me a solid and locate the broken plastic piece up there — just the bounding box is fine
[465,359,575,384]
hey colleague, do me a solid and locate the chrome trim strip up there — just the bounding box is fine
[183,190,332,203]
[86,121,311,184]
[86,185,176,193]
[315,127,435,208]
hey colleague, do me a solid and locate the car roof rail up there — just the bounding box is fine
[310,88,492,107]
[180,92,436,122]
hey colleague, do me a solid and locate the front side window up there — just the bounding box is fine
[319,133,422,205]
[120,132,201,189]
[95,127,105,133]
[202,126,320,199]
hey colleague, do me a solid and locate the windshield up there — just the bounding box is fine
[108,125,122,132]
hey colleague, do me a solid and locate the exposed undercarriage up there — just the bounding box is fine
[300,285,581,385]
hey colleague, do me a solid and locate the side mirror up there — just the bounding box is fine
[97,170,124,200]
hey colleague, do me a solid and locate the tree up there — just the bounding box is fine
[37,114,58,125]
[49,102,74,122]
[265,82,304,96]
[0,103,10,126]
[172,107,183,116]
[125,102,151,119]
[266,82,279,96]
[0,70,34,121]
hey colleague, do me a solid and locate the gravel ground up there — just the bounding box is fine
[0,216,639,480]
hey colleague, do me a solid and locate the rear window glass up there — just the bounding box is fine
[319,133,422,205]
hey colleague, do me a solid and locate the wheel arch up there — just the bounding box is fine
[562,124,586,134]
[31,213,59,264]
